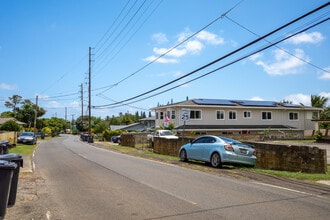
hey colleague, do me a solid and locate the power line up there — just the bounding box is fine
[94,2,228,96]
[223,12,330,73]
[95,17,329,109]
[93,0,163,78]
[92,2,329,108]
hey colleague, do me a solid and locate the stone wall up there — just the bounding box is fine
[247,142,327,174]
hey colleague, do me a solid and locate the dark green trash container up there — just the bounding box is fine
[0,154,23,207]
[0,140,10,155]
[87,135,94,143]
[0,160,17,219]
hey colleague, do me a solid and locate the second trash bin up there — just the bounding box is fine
[0,153,23,207]
[0,160,17,220]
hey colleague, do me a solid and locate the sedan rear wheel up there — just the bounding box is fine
[179,149,188,162]
[210,152,222,168]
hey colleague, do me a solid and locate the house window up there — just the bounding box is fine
[216,110,225,120]
[156,112,159,120]
[228,111,236,120]
[289,112,298,120]
[171,110,176,119]
[190,110,201,119]
[262,111,272,120]
[160,112,164,120]
[243,111,251,118]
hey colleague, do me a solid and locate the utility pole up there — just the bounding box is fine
[33,95,38,135]
[81,83,84,131]
[88,47,92,137]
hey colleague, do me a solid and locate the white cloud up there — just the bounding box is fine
[284,93,311,106]
[146,29,224,64]
[152,33,168,44]
[185,40,203,54]
[143,55,178,64]
[284,92,330,107]
[318,66,330,80]
[249,96,264,101]
[255,49,309,75]
[286,31,324,45]
[196,30,224,45]
[153,47,187,57]
[0,83,17,90]
[249,53,262,61]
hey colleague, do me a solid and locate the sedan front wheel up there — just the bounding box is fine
[210,152,222,168]
[179,149,188,162]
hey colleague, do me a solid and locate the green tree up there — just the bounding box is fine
[0,120,21,131]
[0,111,15,118]
[15,99,46,128]
[5,95,23,113]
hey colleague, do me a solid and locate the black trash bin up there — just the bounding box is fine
[0,141,10,155]
[87,135,94,143]
[0,153,23,207]
[0,160,17,219]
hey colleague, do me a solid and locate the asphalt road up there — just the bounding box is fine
[5,135,330,219]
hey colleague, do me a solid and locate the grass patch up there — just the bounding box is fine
[114,143,330,182]
[241,166,330,182]
[9,144,37,156]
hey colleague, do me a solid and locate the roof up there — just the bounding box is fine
[151,98,322,110]
[110,123,148,132]
[0,117,26,125]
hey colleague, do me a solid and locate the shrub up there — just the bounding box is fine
[314,130,323,142]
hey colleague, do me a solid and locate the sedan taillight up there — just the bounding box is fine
[224,145,233,151]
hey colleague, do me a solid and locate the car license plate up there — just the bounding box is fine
[240,148,248,154]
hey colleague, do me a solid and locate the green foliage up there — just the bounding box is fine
[0,120,22,131]
[102,129,122,141]
[0,111,15,117]
[314,130,323,142]
[41,127,52,135]
[94,121,108,134]
[40,117,70,133]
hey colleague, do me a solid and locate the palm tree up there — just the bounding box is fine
[311,95,329,137]
[311,95,328,108]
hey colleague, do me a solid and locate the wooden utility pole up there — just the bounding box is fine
[81,83,84,131]
[88,47,92,136]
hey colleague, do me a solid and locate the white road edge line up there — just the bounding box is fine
[253,181,325,198]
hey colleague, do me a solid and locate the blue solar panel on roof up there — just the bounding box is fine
[193,99,236,106]
[282,103,301,108]
[193,99,304,108]
[240,100,277,107]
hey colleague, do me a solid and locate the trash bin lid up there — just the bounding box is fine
[0,140,9,146]
[0,153,23,167]
[0,153,22,160]
[0,160,17,169]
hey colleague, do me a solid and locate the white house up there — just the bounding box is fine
[151,98,322,138]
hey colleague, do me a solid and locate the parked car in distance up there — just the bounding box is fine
[147,130,178,142]
[17,132,37,145]
[111,135,121,144]
[179,135,257,168]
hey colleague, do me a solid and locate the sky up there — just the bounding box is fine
[0,0,329,120]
